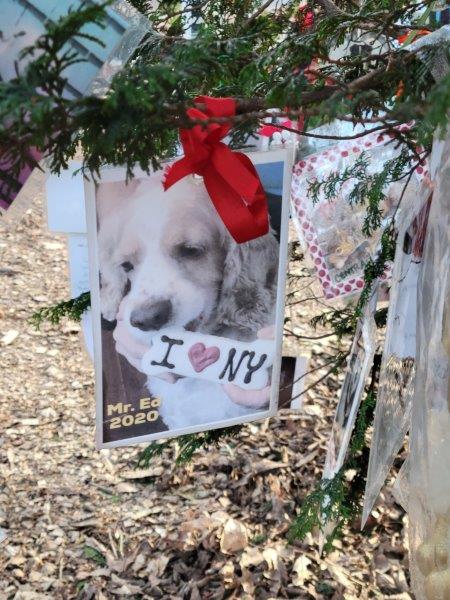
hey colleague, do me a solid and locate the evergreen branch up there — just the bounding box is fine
[308,152,370,205]
[243,0,278,27]
[289,356,380,548]
[310,309,355,340]
[1,1,444,187]
[274,122,388,141]
[355,225,396,316]
[288,468,348,543]
[419,69,450,139]
[311,305,388,341]
[29,292,91,329]
[307,145,417,320]
[136,425,242,468]
[354,151,421,317]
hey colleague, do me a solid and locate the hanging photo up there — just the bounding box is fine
[0,0,148,223]
[86,148,293,447]
[291,128,426,300]
[323,289,378,479]
[318,290,378,548]
[316,291,378,548]
[362,184,432,526]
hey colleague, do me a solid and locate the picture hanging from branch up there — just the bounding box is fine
[323,289,378,481]
[363,186,432,526]
[86,148,293,447]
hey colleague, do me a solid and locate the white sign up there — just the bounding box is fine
[141,328,273,390]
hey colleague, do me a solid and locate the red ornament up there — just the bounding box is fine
[297,3,314,31]
[258,119,293,137]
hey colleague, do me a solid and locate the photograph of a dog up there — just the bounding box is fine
[88,153,290,446]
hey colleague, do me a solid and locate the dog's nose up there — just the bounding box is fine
[130,300,172,331]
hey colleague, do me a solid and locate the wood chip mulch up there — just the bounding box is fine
[0,198,411,599]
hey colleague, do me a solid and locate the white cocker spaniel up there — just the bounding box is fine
[97,172,279,430]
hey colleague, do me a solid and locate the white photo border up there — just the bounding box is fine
[85,146,295,448]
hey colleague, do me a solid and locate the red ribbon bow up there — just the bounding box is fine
[163,96,269,243]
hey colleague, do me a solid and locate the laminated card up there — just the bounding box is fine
[86,148,293,447]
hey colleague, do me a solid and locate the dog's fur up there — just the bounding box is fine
[97,173,279,429]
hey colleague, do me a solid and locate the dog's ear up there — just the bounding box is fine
[97,215,128,322]
[96,179,144,322]
[214,231,279,339]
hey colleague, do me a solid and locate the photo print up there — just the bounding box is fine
[318,290,378,549]
[86,148,293,447]
[323,289,378,479]
[362,189,432,525]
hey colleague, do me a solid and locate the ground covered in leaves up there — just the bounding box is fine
[1,199,411,599]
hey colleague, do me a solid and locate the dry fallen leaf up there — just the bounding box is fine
[241,566,256,596]
[220,561,236,588]
[291,555,312,586]
[143,555,171,578]
[121,466,164,479]
[19,418,40,426]
[115,482,138,494]
[0,528,8,544]
[220,519,248,554]
[240,546,265,568]
[1,329,19,346]
[324,558,357,591]
[176,512,223,550]
[262,547,280,571]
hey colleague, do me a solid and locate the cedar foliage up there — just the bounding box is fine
[2,0,449,547]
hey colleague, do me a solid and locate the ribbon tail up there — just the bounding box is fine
[203,166,269,243]
[211,145,260,202]
[233,153,270,234]
[163,157,194,190]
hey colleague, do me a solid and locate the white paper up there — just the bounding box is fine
[46,163,86,234]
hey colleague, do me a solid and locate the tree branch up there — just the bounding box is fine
[242,0,277,27]
[316,0,346,17]
[186,53,415,121]
[272,123,388,141]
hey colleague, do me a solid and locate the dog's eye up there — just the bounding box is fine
[175,243,205,259]
[121,261,134,272]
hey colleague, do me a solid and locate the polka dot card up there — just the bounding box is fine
[290,128,427,300]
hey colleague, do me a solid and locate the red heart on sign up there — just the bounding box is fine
[188,343,220,373]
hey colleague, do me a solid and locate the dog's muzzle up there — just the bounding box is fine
[130,299,172,331]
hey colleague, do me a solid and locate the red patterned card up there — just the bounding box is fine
[291,128,427,300]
